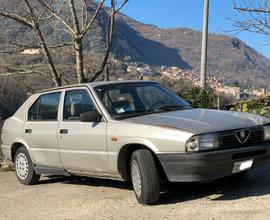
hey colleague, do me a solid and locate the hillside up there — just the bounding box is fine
[0,1,270,90]
[114,14,270,88]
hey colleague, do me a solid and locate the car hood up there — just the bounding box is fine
[124,109,270,134]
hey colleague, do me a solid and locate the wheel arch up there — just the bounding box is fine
[117,143,167,181]
[11,140,29,162]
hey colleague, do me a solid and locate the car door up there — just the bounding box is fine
[23,91,63,168]
[58,88,108,172]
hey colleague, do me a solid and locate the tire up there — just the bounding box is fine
[130,149,160,205]
[14,147,40,185]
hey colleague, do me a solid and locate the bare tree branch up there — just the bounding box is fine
[37,0,74,34]
[89,0,128,82]
[0,70,48,77]
[0,12,33,28]
[1,75,9,98]
[113,0,128,15]
[81,0,105,36]
[234,7,270,13]
[48,43,73,48]
[39,0,109,83]
[231,0,270,40]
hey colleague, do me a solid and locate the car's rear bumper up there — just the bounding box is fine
[1,144,12,161]
[157,143,270,182]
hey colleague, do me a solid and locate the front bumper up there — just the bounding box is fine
[157,143,270,182]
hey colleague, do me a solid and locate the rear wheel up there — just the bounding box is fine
[130,149,160,205]
[15,147,40,185]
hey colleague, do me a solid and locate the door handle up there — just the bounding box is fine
[59,129,69,134]
[25,129,32,134]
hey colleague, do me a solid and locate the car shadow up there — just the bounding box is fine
[38,164,270,205]
[39,175,133,190]
[159,164,270,205]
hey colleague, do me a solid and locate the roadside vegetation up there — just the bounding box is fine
[225,96,270,118]
[176,85,270,119]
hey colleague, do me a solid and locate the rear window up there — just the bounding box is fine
[28,92,61,121]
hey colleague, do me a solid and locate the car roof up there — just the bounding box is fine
[37,80,157,94]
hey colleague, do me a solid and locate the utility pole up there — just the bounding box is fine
[200,0,209,90]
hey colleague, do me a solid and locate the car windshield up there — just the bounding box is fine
[94,82,192,119]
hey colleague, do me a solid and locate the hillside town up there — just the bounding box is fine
[128,64,269,99]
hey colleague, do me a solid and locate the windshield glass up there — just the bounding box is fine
[94,82,191,119]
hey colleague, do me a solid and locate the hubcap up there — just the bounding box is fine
[15,153,29,180]
[131,160,142,197]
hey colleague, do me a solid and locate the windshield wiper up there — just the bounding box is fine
[155,105,186,112]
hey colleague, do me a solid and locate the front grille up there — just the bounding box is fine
[219,126,264,149]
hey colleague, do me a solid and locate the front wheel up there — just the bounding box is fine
[14,147,40,185]
[130,149,160,205]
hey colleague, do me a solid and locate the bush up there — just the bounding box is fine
[0,159,14,172]
[225,96,270,118]
[177,87,218,109]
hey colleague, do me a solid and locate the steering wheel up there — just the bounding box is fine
[148,101,166,112]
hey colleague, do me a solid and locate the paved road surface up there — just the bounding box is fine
[1,165,270,220]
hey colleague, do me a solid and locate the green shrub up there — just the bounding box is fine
[225,96,270,118]
[177,87,217,109]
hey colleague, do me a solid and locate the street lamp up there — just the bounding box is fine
[200,0,209,90]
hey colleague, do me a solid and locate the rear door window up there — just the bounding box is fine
[28,92,61,121]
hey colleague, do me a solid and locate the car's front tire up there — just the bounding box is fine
[14,147,40,185]
[130,149,160,205]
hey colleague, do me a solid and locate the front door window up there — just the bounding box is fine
[63,89,96,121]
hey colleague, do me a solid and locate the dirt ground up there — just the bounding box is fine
[1,164,270,220]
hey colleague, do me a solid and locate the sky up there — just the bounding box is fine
[115,0,270,59]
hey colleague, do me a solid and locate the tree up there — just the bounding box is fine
[0,0,128,86]
[89,0,128,82]
[0,0,62,86]
[37,0,105,83]
[232,0,270,39]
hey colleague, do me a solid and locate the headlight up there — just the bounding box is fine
[263,125,270,141]
[186,133,219,152]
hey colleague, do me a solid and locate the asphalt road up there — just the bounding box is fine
[1,165,270,220]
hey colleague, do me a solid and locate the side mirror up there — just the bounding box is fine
[186,100,197,108]
[186,100,193,105]
[80,111,102,122]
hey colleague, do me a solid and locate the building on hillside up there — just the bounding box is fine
[137,66,153,76]
[160,75,177,81]
[127,66,137,73]
[21,48,40,55]
[250,88,266,97]
[215,86,241,99]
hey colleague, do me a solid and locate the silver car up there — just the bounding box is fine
[2,80,270,204]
